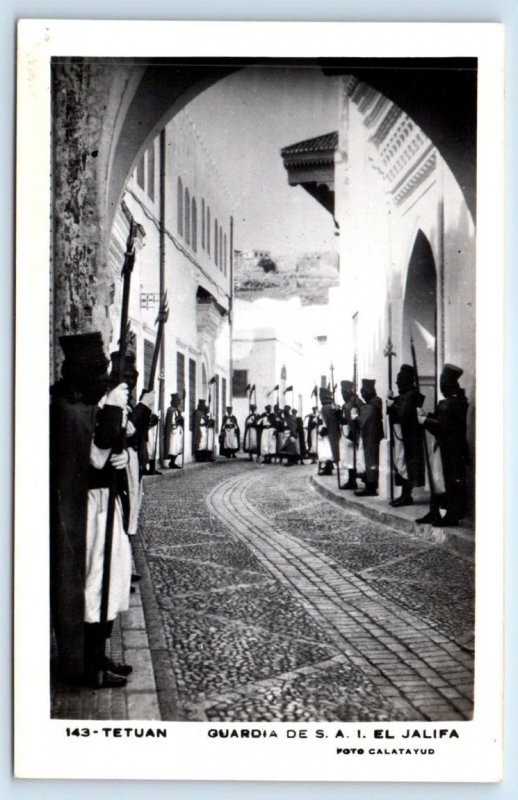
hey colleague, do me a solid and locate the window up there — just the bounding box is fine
[222,377,227,411]
[201,199,205,249]
[189,359,196,431]
[177,352,185,408]
[206,207,211,255]
[223,233,227,276]
[214,219,219,265]
[219,228,223,272]
[232,369,248,398]
[143,339,154,389]
[191,198,197,252]
[147,142,155,202]
[136,155,145,191]
[177,178,183,235]
[184,188,190,245]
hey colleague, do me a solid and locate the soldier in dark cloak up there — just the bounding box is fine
[279,406,300,466]
[293,408,307,464]
[416,363,469,526]
[243,403,260,460]
[339,379,362,490]
[318,387,340,476]
[305,406,321,464]
[50,333,132,688]
[219,406,240,458]
[386,364,425,506]
[353,378,384,496]
[164,392,184,469]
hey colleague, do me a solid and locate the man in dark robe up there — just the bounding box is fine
[293,408,307,464]
[164,392,184,468]
[279,406,300,466]
[259,404,277,463]
[416,363,469,527]
[318,387,340,476]
[219,406,240,458]
[243,404,260,461]
[386,364,425,506]
[305,406,321,464]
[50,333,131,688]
[339,379,361,490]
[353,378,384,497]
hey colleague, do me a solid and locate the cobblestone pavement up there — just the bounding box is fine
[138,459,474,722]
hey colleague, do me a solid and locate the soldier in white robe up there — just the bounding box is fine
[259,405,277,463]
[164,393,184,468]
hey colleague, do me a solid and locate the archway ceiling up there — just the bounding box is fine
[109,57,476,228]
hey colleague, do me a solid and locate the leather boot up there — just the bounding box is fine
[341,469,357,490]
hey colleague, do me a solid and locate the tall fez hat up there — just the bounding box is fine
[197,399,205,408]
[441,363,463,383]
[250,403,257,410]
[398,363,415,379]
[59,332,107,366]
[341,380,353,392]
[319,387,332,404]
[265,404,272,411]
[361,378,376,391]
[171,392,180,402]
[283,404,291,411]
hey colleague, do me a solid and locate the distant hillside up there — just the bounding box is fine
[234,250,339,305]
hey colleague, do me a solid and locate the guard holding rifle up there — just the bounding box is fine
[416,363,469,527]
[385,364,425,506]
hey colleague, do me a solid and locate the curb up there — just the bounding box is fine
[311,475,474,563]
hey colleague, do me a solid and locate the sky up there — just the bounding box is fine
[185,66,340,255]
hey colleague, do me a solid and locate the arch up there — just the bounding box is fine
[402,230,438,408]
[177,177,183,235]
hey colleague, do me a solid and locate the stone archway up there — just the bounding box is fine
[402,230,438,408]
[51,57,475,368]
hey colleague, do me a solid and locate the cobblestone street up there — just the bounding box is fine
[135,458,474,722]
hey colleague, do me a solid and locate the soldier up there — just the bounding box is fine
[386,364,425,506]
[205,401,216,462]
[243,403,260,461]
[318,387,340,476]
[279,406,300,466]
[352,378,384,497]
[293,408,307,464]
[220,406,240,458]
[193,399,210,462]
[339,379,361,490]
[259,404,277,464]
[305,406,321,464]
[50,333,132,688]
[416,363,469,527]
[164,393,184,469]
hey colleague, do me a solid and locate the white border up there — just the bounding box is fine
[15,19,504,782]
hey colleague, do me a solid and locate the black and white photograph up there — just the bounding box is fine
[15,20,504,782]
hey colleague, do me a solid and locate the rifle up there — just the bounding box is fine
[410,332,435,495]
[145,293,169,392]
[352,353,358,474]
[99,217,137,681]
[180,389,186,469]
[384,317,396,503]
[208,376,217,461]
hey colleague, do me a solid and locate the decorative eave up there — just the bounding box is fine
[280,132,338,216]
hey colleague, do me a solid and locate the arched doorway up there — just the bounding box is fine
[402,230,438,409]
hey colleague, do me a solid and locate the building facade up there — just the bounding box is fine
[108,107,234,461]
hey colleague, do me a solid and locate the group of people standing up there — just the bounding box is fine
[314,363,469,528]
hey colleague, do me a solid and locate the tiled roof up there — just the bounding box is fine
[281,131,338,157]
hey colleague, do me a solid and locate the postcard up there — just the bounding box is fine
[15,19,504,781]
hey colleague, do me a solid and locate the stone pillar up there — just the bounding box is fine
[51,60,135,375]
